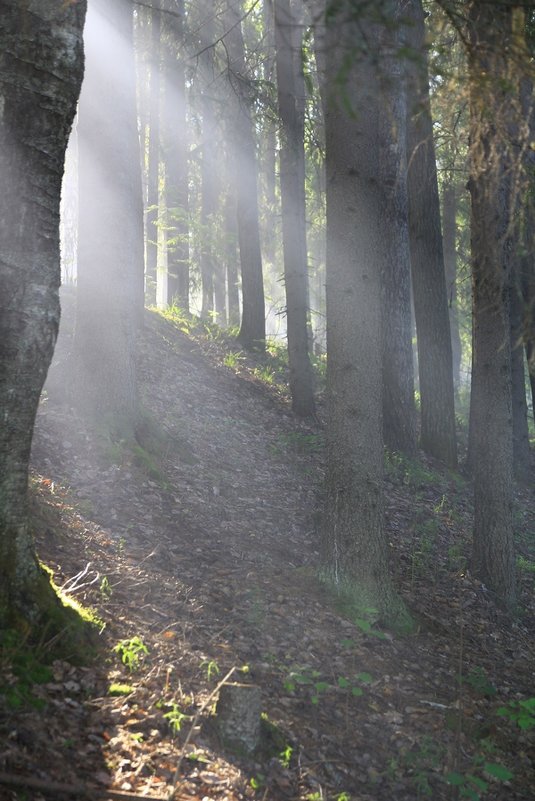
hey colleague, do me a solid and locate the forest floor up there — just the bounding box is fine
[1,294,535,801]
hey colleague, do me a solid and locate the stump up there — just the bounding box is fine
[215,682,261,754]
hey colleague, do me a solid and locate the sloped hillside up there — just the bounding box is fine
[1,301,534,801]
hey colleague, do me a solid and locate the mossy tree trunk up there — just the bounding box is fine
[0,0,87,630]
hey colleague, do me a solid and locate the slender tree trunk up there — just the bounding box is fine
[0,0,86,630]
[380,3,416,455]
[225,183,241,328]
[145,5,161,306]
[468,0,516,610]
[274,0,315,416]
[223,0,266,350]
[74,0,143,436]
[199,0,218,320]
[406,0,457,468]
[262,0,277,270]
[163,0,190,310]
[442,180,463,393]
[510,256,531,483]
[321,0,410,628]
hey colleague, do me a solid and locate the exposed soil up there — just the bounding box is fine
[1,299,534,801]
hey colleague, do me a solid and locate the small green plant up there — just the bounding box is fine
[163,702,190,735]
[100,575,113,599]
[463,667,497,697]
[497,697,535,730]
[250,775,265,790]
[200,658,220,681]
[113,636,149,672]
[337,672,373,698]
[279,744,293,768]
[283,666,329,704]
[108,683,134,696]
[253,365,276,384]
[223,351,244,369]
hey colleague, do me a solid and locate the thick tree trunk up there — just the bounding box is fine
[163,0,190,310]
[74,0,143,436]
[469,0,516,610]
[380,3,416,455]
[223,0,266,350]
[406,0,457,468]
[145,5,161,306]
[0,0,86,629]
[322,0,410,628]
[442,180,463,393]
[275,0,315,417]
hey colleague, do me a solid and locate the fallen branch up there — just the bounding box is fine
[0,772,185,801]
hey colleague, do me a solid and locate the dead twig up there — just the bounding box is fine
[0,772,186,801]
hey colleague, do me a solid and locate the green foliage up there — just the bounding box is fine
[445,763,513,800]
[113,636,149,672]
[279,744,293,769]
[497,697,535,730]
[283,665,372,706]
[0,630,52,710]
[223,350,244,369]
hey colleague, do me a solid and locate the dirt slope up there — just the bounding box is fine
[1,303,534,801]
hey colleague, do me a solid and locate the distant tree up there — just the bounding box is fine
[162,0,190,310]
[74,0,144,436]
[222,0,266,350]
[321,0,411,628]
[406,0,457,468]
[468,0,519,609]
[198,0,219,321]
[145,3,162,306]
[0,0,87,631]
[441,178,463,393]
[274,0,316,416]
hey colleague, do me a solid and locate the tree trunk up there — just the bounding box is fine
[442,180,463,393]
[0,0,86,630]
[510,257,531,483]
[406,0,457,468]
[199,0,218,321]
[261,0,277,270]
[321,0,410,629]
[380,2,416,455]
[223,0,266,350]
[74,0,143,437]
[145,5,161,306]
[274,0,315,417]
[162,0,190,310]
[468,0,516,610]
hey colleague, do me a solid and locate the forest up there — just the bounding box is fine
[0,0,534,799]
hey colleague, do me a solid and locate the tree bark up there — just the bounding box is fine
[0,0,86,629]
[406,0,457,468]
[380,1,416,455]
[468,0,516,610]
[321,0,410,628]
[74,0,143,436]
[274,0,315,417]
